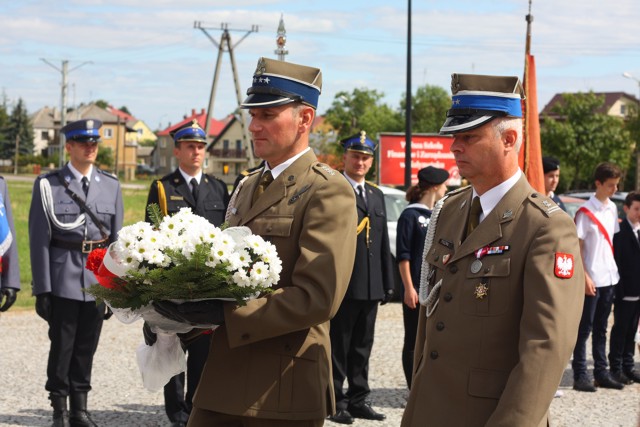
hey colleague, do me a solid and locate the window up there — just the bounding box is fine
[160,139,166,149]
[160,157,166,167]
[137,129,143,136]
[236,140,242,152]
[223,140,230,150]
[620,104,627,115]
[103,128,113,139]
[41,131,48,140]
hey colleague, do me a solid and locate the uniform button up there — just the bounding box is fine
[448,264,458,274]
[436,322,445,331]
[266,226,273,232]
[443,292,453,302]
[430,351,439,360]
[434,255,439,262]
[284,344,292,351]
[241,333,250,340]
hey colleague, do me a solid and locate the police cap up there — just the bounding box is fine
[170,120,207,145]
[61,119,102,143]
[341,131,376,156]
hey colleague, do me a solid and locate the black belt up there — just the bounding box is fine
[51,238,109,253]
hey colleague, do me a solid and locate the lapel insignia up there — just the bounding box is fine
[439,238,454,249]
[442,253,451,264]
[64,175,72,183]
[288,184,311,205]
[174,178,180,183]
[502,209,513,219]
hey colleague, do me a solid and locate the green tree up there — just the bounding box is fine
[400,84,451,133]
[2,98,34,158]
[119,106,132,115]
[324,88,403,141]
[0,95,8,154]
[541,92,633,191]
[624,103,640,189]
[95,99,109,109]
[97,146,114,169]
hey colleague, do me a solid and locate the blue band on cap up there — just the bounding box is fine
[252,75,320,108]
[64,128,100,139]
[451,94,522,117]
[174,126,206,141]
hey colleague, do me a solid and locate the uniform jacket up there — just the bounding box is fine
[345,181,394,301]
[29,165,124,301]
[145,169,229,225]
[402,176,584,427]
[613,219,640,299]
[193,150,358,420]
[0,177,19,290]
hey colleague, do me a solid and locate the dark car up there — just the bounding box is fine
[136,164,157,176]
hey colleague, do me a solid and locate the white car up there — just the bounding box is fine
[379,185,409,300]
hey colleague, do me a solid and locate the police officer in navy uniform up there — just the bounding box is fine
[0,175,20,312]
[29,119,124,427]
[144,119,229,427]
[329,132,395,425]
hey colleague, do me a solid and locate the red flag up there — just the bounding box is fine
[519,53,545,193]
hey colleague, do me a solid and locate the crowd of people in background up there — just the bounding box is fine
[0,58,638,427]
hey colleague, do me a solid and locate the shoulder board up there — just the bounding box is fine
[41,170,59,179]
[97,169,118,180]
[365,180,379,189]
[528,192,563,217]
[203,173,224,183]
[246,168,262,177]
[313,162,337,179]
[445,184,472,197]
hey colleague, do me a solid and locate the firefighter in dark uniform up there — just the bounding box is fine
[329,131,395,425]
[144,119,229,427]
[29,118,124,427]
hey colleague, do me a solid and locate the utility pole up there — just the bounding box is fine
[40,59,92,168]
[274,14,288,61]
[194,22,258,168]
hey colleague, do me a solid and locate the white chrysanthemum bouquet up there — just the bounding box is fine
[86,206,281,311]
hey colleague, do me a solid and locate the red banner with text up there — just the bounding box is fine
[378,133,460,187]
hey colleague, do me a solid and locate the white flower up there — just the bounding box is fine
[249,261,270,284]
[244,235,269,256]
[227,249,251,272]
[232,270,251,288]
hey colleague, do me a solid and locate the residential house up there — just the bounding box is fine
[541,92,639,119]
[30,106,58,158]
[206,115,253,185]
[155,108,229,176]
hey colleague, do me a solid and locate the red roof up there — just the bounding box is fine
[107,105,136,122]
[157,109,231,137]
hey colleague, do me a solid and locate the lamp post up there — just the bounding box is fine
[622,72,640,190]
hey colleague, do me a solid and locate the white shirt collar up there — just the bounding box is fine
[264,147,310,179]
[472,169,522,222]
[342,173,365,190]
[178,167,202,184]
[67,162,93,182]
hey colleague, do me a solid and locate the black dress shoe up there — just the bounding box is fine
[328,409,354,425]
[170,422,187,427]
[611,370,633,385]
[623,369,640,383]
[594,372,625,390]
[573,377,596,392]
[348,402,386,421]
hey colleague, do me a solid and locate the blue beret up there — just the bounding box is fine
[61,119,102,142]
[241,57,322,109]
[440,74,525,135]
[170,120,207,144]
[341,131,376,156]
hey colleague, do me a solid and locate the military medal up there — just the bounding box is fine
[470,259,482,273]
[470,245,510,274]
[475,281,489,299]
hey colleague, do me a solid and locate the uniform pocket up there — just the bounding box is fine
[461,257,511,316]
[468,367,509,399]
[251,215,294,237]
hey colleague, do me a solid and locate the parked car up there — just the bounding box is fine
[558,195,586,219]
[379,185,409,301]
[560,191,628,221]
[136,163,157,176]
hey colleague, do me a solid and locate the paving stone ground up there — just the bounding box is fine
[0,304,638,426]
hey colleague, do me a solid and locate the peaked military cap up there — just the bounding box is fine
[341,130,376,156]
[61,119,102,143]
[440,73,525,135]
[418,166,449,186]
[241,57,322,109]
[170,119,207,144]
[542,156,561,174]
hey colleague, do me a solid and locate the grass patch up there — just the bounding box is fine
[9,178,150,310]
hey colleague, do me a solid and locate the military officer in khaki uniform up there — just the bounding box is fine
[154,57,358,427]
[401,74,585,427]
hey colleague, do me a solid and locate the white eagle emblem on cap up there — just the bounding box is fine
[255,58,267,76]
[86,120,94,129]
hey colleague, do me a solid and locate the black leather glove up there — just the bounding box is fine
[0,288,17,312]
[380,289,395,305]
[103,306,113,320]
[142,322,157,346]
[35,292,52,321]
[153,300,225,326]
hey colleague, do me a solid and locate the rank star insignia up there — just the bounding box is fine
[475,282,489,299]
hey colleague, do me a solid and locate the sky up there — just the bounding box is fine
[1,0,639,131]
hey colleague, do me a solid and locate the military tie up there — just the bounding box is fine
[357,185,368,210]
[252,170,274,205]
[190,178,199,202]
[466,196,482,238]
[81,176,89,196]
